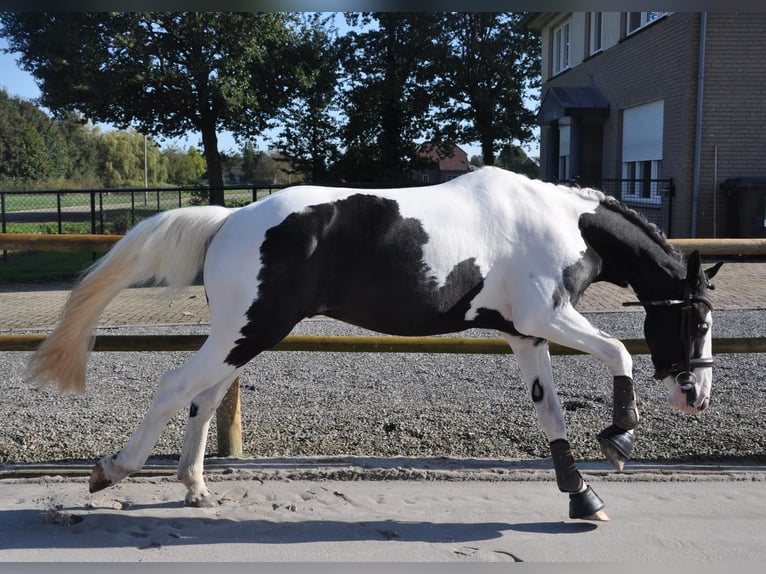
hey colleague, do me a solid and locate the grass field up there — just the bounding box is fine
[0,251,98,282]
[0,187,279,282]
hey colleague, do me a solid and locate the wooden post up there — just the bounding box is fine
[216,377,243,458]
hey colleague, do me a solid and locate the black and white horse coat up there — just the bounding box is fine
[27,167,721,520]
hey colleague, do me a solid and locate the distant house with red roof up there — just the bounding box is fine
[411,142,472,184]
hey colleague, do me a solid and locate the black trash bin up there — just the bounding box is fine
[720,177,766,238]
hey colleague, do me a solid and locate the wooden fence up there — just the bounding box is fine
[2,233,766,457]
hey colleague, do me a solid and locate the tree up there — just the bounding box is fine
[241,142,260,184]
[428,13,540,166]
[164,145,206,186]
[55,112,102,187]
[98,129,165,188]
[273,13,341,183]
[336,13,437,182]
[496,143,540,179]
[0,88,67,186]
[0,12,302,205]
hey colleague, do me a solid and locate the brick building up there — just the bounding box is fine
[524,12,766,237]
[411,142,471,184]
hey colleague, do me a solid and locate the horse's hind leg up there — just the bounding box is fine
[504,334,608,521]
[88,337,241,494]
[176,371,240,507]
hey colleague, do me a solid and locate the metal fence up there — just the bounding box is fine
[0,185,285,236]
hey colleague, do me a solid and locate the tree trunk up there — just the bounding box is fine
[481,138,496,167]
[200,122,225,206]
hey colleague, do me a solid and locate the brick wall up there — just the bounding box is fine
[540,13,700,236]
[698,13,766,237]
[540,12,766,237]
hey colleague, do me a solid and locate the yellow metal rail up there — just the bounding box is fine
[3,233,766,256]
[2,333,765,355]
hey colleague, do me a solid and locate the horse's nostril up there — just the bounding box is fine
[697,399,709,412]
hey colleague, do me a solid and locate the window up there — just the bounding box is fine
[623,160,663,200]
[589,12,603,55]
[558,118,571,181]
[626,12,665,35]
[553,19,571,75]
[622,100,664,204]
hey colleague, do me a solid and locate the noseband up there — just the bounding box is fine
[623,292,714,392]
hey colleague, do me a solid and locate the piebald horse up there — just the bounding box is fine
[27,167,722,521]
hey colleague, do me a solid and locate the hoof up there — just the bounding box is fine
[597,425,634,471]
[184,492,216,508]
[569,485,608,521]
[88,464,112,493]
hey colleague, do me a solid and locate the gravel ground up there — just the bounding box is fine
[1,309,764,466]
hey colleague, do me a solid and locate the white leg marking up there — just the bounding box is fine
[503,334,567,442]
[96,336,240,490]
[516,303,633,378]
[177,371,240,506]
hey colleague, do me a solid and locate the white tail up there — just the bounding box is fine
[26,205,232,394]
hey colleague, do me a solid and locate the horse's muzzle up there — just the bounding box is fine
[675,371,698,406]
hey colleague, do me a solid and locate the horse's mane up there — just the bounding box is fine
[570,183,683,263]
[599,193,682,260]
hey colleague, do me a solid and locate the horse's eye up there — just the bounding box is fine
[697,323,709,334]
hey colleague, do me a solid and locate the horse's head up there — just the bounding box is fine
[639,251,723,414]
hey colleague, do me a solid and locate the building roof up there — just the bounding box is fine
[538,86,610,124]
[416,142,470,172]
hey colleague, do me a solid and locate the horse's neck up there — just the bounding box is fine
[580,206,685,300]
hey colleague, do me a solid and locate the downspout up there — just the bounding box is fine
[690,12,707,237]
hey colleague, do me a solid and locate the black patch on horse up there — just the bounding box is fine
[225,194,526,367]
[531,378,544,402]
[554,246,602,309]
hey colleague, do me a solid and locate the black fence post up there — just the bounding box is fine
[1,192,5,260]
[99,191,105,234]
[90,191,97,234]
[666,177,675,238]
[56,191,63,234]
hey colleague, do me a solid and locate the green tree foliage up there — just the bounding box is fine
[0,12,302,205]
[164,145,206,185]
[0,88,67,186]
[273,14,341,184]
[428,13,540,166]
[55,111,102,187]
[241,142,260,184]
[495,144,540,179]
[337,12,438,182]
[98,129,166,188]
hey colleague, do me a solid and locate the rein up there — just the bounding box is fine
[623,294,715,389]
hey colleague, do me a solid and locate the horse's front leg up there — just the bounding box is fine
[503,334,609,521]
[597,375,639,470]
[522,304,639,471]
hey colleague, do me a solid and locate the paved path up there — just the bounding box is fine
[0,471,764,562]
[1,262,764,331]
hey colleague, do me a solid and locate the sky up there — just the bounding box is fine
[0,28,540,161]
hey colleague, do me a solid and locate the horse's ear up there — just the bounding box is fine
[685,250,701,284]
[704,261,724,282]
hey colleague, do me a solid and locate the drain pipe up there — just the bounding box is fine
[690,12,708,238]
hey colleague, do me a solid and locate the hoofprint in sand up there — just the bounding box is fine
[1,465,764,562]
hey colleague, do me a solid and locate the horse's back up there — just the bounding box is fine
[202,168,603,350]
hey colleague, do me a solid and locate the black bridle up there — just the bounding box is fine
[623,291,715,394]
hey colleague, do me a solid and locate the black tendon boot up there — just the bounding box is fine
[597,376,638,470]
[550,439,607,521]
